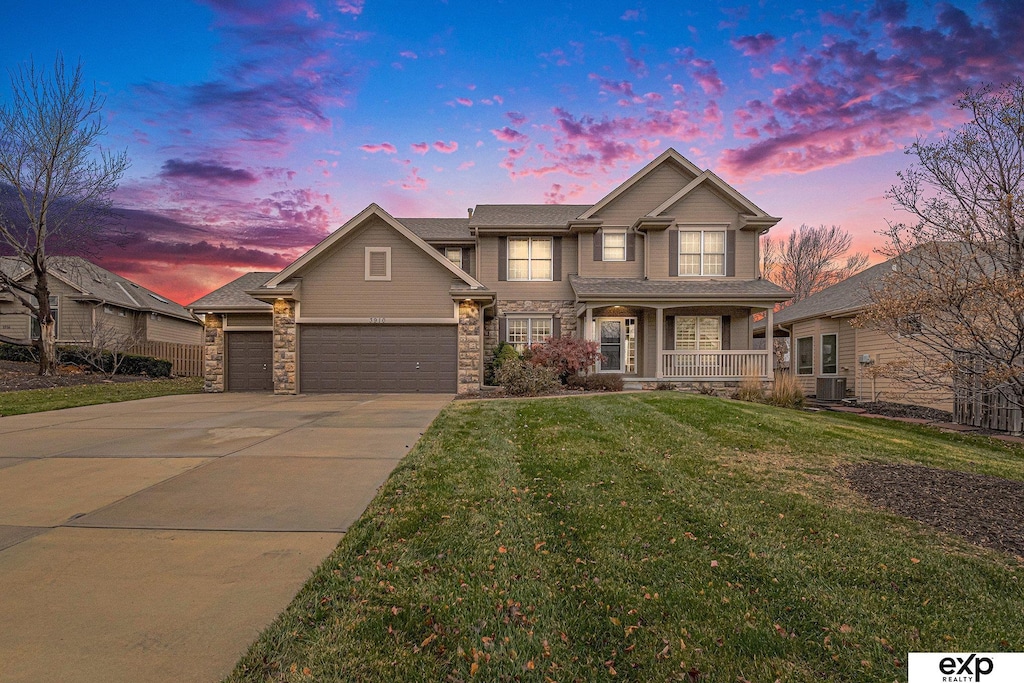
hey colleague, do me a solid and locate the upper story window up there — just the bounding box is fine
[508,237,552,281]
[365,247,392,281]
[679,230,725,276]
[444,247,463,269]
[602,230,626,261]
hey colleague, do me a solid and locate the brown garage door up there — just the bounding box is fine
[299,325,457,393]
[227,331,273,391]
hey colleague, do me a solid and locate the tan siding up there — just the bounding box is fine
[789,320,818,396]
[146,314,203,344]
[593,163,693,224]
[578,231,645,278]
[732,230,758,279]
[226,312,273,328]
[645,230,670,279]
[660,185,759,279]
[0,313,31,341]
[837,318,857,386]
[478,235,577,300]
[299,216,458,318]
[854,327,953,411]
[59,299,95,341]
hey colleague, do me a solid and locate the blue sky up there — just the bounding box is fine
[2,0,1020,302]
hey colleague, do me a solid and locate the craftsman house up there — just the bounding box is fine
[190,148,791,393]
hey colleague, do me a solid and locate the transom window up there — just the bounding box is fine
[796,337,813,375]
[444,247,463,269]
[506,316,553,352]
[678,230,725,276]
[603,231,626,261]
[508,238,552,281]
[821,334,838,375]
[675,316,721,350]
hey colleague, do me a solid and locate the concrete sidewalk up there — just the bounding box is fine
[0,392,451,683]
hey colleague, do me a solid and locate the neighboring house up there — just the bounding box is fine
[765,258,953,411]
[190,148,791,394]
[0,256,203,346]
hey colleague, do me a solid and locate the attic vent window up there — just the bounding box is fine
[365,247,392,281]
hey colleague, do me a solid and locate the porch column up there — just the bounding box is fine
[584,306,593,341]
[655,306,664,379]
[766,306,775,381]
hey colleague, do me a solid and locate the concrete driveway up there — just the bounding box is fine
[0,392,451,683]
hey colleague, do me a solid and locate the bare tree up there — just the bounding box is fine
[763,224,869,304]
[0,56,129,374]
[857,80,1024,420]
[73,307,146,378]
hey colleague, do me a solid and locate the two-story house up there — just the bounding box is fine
[190,149,790,393]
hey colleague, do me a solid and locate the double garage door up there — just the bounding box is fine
[299,324,457,393]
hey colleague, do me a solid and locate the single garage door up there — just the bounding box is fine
[299,324,457,393]
[227,331,273,391]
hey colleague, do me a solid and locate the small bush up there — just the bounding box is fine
[697,382,717,396]
[566,373,624,392]
[485,342,520,386]
[767,372,804,408]
[734,376,766,403]
[495,358,560,397]
[0,342,37,363]
[120,354,172,377]
[654,382,675,391]
[57,346,172,377]
[527,335,602,383]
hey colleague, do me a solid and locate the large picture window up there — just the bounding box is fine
[507,237,552,281]
[821,333,838,375]
[506,316,553,352]
[678,230,725,276]
[675,316,721,350]
[796,337,813,375]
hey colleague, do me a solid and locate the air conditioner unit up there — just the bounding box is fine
[816,377,847,402]
[859,354,873,365]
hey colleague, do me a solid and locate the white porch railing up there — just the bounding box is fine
[661,350,770,380]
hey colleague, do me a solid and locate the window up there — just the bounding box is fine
[507,237,552,281]
[796,337,813,375]
[365,247,391,281]
[675,316,721,350]
[602,231,626,261]
[31,296,59,340]
[506,316,553,352]
[444,247,463,269]
[820,334,838,374]
[678,230,725,276]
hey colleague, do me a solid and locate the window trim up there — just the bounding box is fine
[677,229,726,277]
[443,246,463,270]
[507,237,553,282]
[602,229,627,262]
[364,246,392,281]
[796,336,814,375]
[820,333,838,375]
[505,315,554,352]
[674,315,722,351]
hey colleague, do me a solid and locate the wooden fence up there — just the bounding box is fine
[131,341,204,377]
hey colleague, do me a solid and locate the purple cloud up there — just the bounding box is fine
[159,159,258,185]
[731,33,781,56]
[361,142,397,154]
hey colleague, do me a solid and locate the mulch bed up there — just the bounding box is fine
[852,401,953,422]
[0,359,151,392]
[845,463,1024,558]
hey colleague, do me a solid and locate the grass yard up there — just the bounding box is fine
[0,376,202,416]
[226,393,1024,682]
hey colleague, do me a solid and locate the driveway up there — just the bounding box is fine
[0,392,451,683]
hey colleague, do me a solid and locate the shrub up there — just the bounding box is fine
[697,382,717,396]
[0,342,37,363]
[57,346,172,377]
[485,342,520,385]
[120,354,172,377]
[566,373,624,392]
[654,382,675,391]
[733,376,766,403]
[527,335,602,383]
[495,358,560,397]
[767,372,804,408]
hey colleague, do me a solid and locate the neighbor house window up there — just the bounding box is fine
[820,334,838,374]
[675,316,721,350]
[444,247,463,269]
[897,314,922,337]
[365,247,391,281]
[31,296,59,339]
[796,337,813,375]
[678,230,725,276]
[506,316,553,352]
[602,230,626,261]
[507,238,552,281]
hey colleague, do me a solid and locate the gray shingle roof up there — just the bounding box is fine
[1,256,198,322]
[396,217,472,241]
[769,260,892,327]
[188,272,275,310]
[469,204,590,227]
[569,275,791,301]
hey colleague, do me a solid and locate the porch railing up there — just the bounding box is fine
[660,350,770,380]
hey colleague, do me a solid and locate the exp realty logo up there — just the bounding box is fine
[909,653,1024,682]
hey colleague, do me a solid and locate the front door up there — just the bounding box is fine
[597,317,636,373]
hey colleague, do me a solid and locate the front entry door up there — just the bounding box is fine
[597,317,636,373]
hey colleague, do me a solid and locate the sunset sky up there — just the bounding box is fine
[3,0,1021,305]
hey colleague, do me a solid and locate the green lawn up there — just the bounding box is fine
[0,377,203,416]
[226,393,1024,683]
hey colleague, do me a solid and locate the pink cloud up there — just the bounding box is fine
[731,33,781,56]
[399,50,418,59]
[433,140,458,153]
[361,142,397,154]
[507,111,527,125]
[455,97,473,107]
[457,161,475,171]
[401,167,428,191]
[335,0,364,15]
[491,127,528,143]
[620,9,642,21]
[411,142,429,154]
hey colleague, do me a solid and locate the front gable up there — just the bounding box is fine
[582,150,700,225]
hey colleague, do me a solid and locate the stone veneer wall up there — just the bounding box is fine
[273,299,297,394]
[203,314,225,392]
[483,299,578,358]
[457,301,481,394]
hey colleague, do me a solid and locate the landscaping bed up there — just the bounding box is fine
[0,359,154,392]
[854,401,953,423]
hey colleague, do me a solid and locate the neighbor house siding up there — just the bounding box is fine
[853,326,953,411]
[789,319,819,396]
[298,216,458,318]
[146,314,203,344]
[590,163,694,224]
[478,235,577,301]
[0,312,31,341]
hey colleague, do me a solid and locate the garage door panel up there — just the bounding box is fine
[299,325,456,393]
[227,331,273,392]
